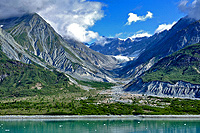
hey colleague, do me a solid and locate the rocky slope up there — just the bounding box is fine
[125,43,200,98]
[0,27,45,66]
[0,13,120,82]
[125,79,200,98]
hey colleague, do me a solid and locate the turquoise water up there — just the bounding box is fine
[0,119,200,133]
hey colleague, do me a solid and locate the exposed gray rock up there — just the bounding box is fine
[133,57,156,78]
[0,27,45,66]
[125,79,200,98]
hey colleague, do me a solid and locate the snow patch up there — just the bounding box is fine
[118,38,126,41]
[113,55,135,62]
[130,32,152,39]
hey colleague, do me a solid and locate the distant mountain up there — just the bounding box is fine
[134,17,198,65]
[117,16,200,78]
[124,43,200,98]
[0,13,120,82]
[90,37,149,57]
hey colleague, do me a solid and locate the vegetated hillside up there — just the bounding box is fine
[142,43,200,84]
[0,47,82,98]
[0,13,120,82]
[125,43,200,98]
[118,17,200,78]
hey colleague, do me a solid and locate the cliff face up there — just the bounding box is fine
[0,13,120,82]
[125,79,200,98]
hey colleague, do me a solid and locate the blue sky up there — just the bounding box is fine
[89,0,185,39]
[1,0,197,43]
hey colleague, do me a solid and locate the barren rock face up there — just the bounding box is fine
[125,79,200,98]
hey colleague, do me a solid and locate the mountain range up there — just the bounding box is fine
[0,13,200,98]
[90,36,149,57]
[91,16,200,98]
[91,17,200,79]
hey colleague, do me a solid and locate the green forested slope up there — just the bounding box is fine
[142,43,200,84]
[0,48,81,97]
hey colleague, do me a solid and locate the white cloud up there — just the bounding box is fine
[179,0,200,20]
[66,23,99,42]
[126,11,153,25]
[0,0,52,19]
[130,32,152,39]
[155,21,177,33]
[0,0,104,42]
[95,36,110,46]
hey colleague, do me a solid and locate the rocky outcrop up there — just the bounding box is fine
[125,79,200,98]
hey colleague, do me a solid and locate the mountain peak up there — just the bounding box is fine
[0,13,120,82]
[0,13,48,31]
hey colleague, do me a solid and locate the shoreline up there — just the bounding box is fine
[0,115,200,120]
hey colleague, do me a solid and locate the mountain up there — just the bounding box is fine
[115,16,200,78]
[133,17,198,65]
[124,43,200,98]
[1,13,200,99]
[90,37,149,57]
[0,13,120,82]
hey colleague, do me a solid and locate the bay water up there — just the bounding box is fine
[0,119,200,133]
